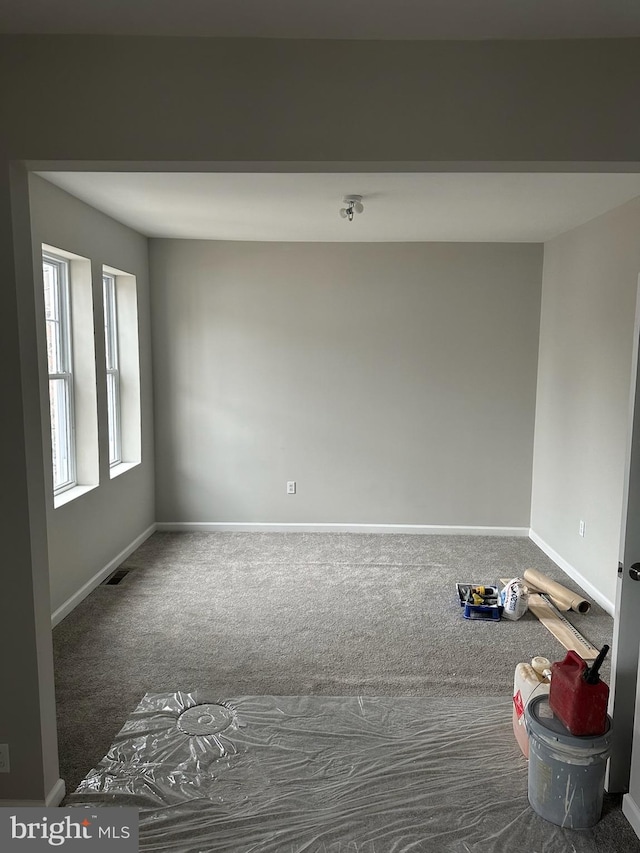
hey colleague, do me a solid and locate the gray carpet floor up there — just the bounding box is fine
[52,532,635,851]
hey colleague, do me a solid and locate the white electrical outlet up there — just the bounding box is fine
[579,520,585,537]
[286,481,296,495]
[0,744,10,773]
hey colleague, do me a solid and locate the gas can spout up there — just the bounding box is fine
[584,644,609,685]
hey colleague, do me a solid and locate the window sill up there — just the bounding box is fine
[54,483,98,509]
[109,460,140,480]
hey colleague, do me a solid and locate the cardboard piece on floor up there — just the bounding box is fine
[527,594,599,660]
[499,579,599,660]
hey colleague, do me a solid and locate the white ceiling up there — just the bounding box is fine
[37,171,640,243]
[3,0,640,39]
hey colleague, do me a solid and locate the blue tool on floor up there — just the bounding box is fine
[456,584,503,621]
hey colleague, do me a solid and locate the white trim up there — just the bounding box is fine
[109,460,139,479]
[156,521,530,536]
[529,528,615,615]
[0,778,66,808]
[46,778,66,807]
[53,482,97,509]
[51,523,156,627]
[623,793,640,841]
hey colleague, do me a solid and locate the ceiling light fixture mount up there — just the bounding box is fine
[339,195,364,222]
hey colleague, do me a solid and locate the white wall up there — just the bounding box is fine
[2,33,639,804]
[29,175,155,615]
[151,240,542,529]
[531,197,640,610]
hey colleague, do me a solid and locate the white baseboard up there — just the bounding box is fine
[51,523,157,627]
[528,528,615,616]
[623,793,640,841]
[0,778,66,808]
[156,521,530,536]
[46,778,66,806]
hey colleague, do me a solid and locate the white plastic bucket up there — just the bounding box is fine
[513,657,551,757]
[525,695,612,829]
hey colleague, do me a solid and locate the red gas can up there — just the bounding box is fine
[548,647,609,737]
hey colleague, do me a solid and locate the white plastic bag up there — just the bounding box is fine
[500,577,529,621]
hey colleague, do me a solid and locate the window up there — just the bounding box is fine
[103,273,121,466]
[41,244,98,505]
[43,253,75,493]
[39,251,137,498]
[102,265,141,477]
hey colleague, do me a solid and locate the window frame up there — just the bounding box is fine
[43,251,77,494]
[103,271,122,467]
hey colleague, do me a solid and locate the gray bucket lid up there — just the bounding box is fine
[525,695,611,750]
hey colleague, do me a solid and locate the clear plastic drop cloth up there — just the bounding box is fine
[69,692,605,853]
